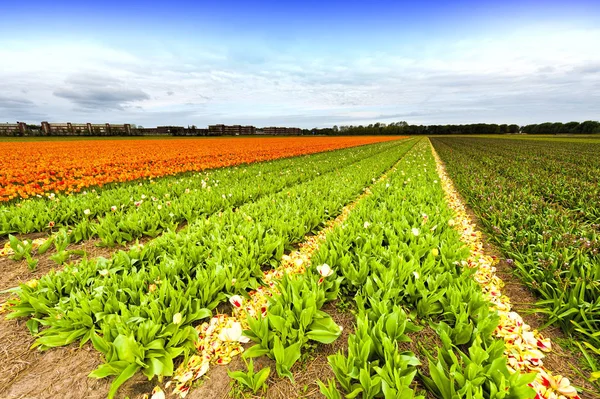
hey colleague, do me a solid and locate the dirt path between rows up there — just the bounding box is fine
[0,317,110,399]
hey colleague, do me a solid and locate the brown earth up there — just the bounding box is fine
[0,316,110,399]
[399,325,442,399]
[0,314,167,399]
[262,301,354,399]
[0,220,187,296]
[0,238,117,290]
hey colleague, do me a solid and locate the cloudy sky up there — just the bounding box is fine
[1,0,599,128]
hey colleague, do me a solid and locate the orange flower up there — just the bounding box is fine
[0,136,403,202]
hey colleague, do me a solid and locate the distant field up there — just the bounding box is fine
[4,134,599,143]
[0,136,402,201]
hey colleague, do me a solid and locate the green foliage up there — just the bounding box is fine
[432,137,600,373]
[421,327,536,399]
[312,140,535,398]
[227,359,270,394]
[243,273,343,380]
[6,140,415,397]
[8,234,38,269]
[327,309,422,399]
[318,379,343,399]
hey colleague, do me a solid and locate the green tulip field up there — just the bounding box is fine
[432,136,600,395]
[0,136,594,399]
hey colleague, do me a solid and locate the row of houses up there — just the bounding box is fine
[139,125,302,136]
[136,126,209,136]
[0,122,26,135]
[0,122,303,137]
[0,122,132,136]
[208,125,256,135]
[206,125,299,135]
[262,127,302,135]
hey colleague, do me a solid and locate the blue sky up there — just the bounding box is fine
[1,0,599,128]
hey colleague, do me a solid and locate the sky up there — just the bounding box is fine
[1,0,599,128]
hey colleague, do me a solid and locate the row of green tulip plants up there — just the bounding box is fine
[431,137,600,225]
[6,138,417,398]
[431,137,600,371]
[243,272,344,381]
[1,140,400,246]
[308,139,536,398]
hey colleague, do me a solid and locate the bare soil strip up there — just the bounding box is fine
[0,317,110,399]
[0,226,173,299]
[0,238,121,294]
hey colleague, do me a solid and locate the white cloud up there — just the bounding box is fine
[1,26,599,127]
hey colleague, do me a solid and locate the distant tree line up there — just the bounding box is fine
[520,121,600,135]
[305,121,600,135]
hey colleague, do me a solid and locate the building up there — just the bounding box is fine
[0,122,44,136]
[39,122,132,136]
[155,126,183,135]
[0,123,21,136]
[136,127,162,135]
[224,125,242,135]
[0,121,299,137]
[208,124,226,136]
[240,126,256,135]
[185,127,209,136]
[262,127,302,136]
[209,124,259,136]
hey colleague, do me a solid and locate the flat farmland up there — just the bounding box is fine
[432,137,600,375]
[0,136,594,399]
